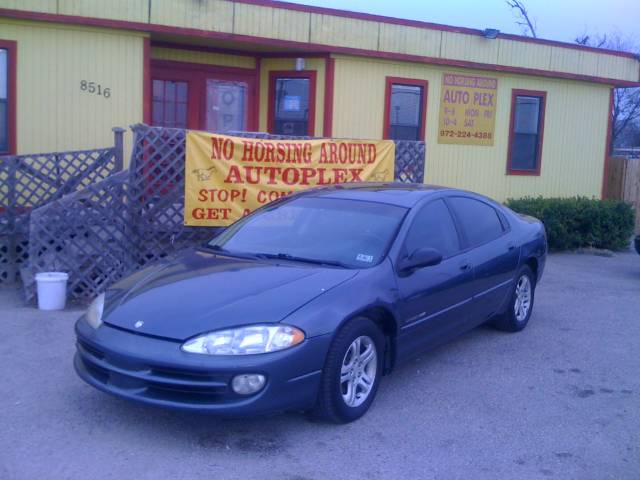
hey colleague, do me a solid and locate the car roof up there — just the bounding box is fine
[301,182,455,208]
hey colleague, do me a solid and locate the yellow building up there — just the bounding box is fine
[0,0,638,200]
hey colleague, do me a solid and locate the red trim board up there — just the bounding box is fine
[505,89,547,176]
[323,57,335,137]
[267,70,317,136]
[601,88,615,199]
[382,76,428,141]
[143,37,151,125]
[0,39,17,155]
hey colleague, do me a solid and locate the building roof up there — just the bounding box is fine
[0,0,638,86]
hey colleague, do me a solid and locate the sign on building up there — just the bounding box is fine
[184,132,396,226]
[438,73,498,146]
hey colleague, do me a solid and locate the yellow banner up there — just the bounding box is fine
[184,132,396,226]
[437,72,498,146]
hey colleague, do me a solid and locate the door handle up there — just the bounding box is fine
[508,243,516,251]
[460,262,472,271]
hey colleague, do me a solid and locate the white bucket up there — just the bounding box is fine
[35,272,69,311]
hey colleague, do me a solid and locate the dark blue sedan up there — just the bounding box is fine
[74,183,547,423]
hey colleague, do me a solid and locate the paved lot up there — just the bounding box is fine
[1,252,639,480]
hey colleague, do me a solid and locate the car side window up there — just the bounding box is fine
[448,197,504,247]
[404,199,460,258]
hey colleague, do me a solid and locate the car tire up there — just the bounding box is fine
[492,265,536,332]
[309,316,385,423]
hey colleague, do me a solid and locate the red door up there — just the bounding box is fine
[151,60,257,132]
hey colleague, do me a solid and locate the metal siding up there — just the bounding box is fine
[0,0,56,13]
[332,55,608,200]
[497,39,551,71]
[331,56,386,140]
[233,3,310,43]
[0,19,143,158]
[57,0,148,23]
[378,23,441,58]
[440,31,499,65]
[150,47,256,69]
[595,53,639,82]
[309,13,379,51]
[150,0,233,33]
[550,47,583,75]
[258,58,325,137]
[551,46,638,82]
[1,1,637,83]
[575,50,600,76]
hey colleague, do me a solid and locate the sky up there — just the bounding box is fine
[286,0,639,50]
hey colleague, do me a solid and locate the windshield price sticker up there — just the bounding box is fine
[356,254,374,263]
[184,132,396,226]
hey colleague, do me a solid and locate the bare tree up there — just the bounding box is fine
[574,33,608,48]
[576,34,640,152]
[505,0,537,38]
[504,2,640,151]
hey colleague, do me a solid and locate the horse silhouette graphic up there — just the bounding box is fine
[372,170,390,182]
[192,166,216,182]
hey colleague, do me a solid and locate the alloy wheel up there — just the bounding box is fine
[340,335,378,408]
[514,275,532,322]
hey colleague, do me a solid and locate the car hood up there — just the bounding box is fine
[103,248,358,341]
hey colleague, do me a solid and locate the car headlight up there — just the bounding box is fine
[181,324,305,355]
[86,293,105,329]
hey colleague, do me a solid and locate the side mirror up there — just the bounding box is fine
[399,247,443,273]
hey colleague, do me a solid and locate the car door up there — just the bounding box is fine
[446,196,520,324]
[394,198,476,362]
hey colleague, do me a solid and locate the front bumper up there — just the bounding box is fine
[74,317,332,416]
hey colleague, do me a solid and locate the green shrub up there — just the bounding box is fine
[505,196,635,251]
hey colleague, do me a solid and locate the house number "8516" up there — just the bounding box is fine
[80,80,111,98]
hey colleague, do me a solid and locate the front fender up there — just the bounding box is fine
[282,259,400,339]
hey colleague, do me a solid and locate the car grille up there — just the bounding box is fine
[76,339,235,405]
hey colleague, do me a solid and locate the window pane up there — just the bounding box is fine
[165,81,175,102]
[448,197,504,247]
[511,133,538,170]
[206,79,247,133]
[389,84,423,141]
[0,100,7,152]
[0,49,6,99]
[510,95,543,171]
[151,80,188,128]
[274,77,310,135]
[152,79,164,101]
[0,49,7,152]
[152,100,164,125]
[176,103,187,129]
[176,82,188,103]
[165,98,175,125]
[404,199,460,258]
[514,96,540,134]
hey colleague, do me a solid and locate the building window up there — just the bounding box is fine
[0,40,16,155]
[383,77,428,141]
[507,89,547,175]
[152,79,189,129]
[0,48,8,152]
[269,71,316,136]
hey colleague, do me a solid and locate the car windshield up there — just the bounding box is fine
[207,196,407,268]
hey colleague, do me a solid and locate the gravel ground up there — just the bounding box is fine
[1,252,639,480]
